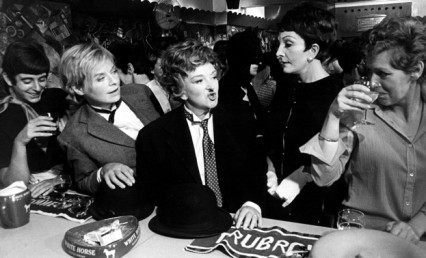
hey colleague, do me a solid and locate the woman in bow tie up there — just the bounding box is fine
[58,43,161,220]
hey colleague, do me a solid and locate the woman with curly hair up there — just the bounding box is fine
[137,39,267,229]
[301,16,426,244]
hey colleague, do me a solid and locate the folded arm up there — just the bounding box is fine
[386,213,426,244]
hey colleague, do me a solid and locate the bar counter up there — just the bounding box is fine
[1,212,425,257]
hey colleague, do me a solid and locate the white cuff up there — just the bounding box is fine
[96,167,103,183]
[300,133,339,165]
[242,201,262,215]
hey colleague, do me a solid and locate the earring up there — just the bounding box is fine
[307,57,313,62]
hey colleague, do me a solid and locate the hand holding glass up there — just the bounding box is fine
[337,209,365,230]
[40,112,60,135]
[353,80,380,125]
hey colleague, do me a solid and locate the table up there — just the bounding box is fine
[0,212,334,258]
[1,213,425,258]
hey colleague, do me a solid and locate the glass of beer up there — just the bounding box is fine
[337,208,365,230]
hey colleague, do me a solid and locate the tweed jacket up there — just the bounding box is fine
[58,84,161,194]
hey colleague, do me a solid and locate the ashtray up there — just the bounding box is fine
[62,215,140,258]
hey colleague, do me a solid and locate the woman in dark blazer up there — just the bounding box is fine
[136,40,267,229]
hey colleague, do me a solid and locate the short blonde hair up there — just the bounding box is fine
[59,42,115,102]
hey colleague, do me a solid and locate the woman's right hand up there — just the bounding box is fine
[15,116,57,145]
[101,163,135,190]
[329,83,373,119]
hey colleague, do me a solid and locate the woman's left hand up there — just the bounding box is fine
[386,221,420,244]
[234,206,262,230]
[28,178,56,198]
[266,171,278,196]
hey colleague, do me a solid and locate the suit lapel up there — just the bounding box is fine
[211,108,234,179]
[81,105,135,148]
[164,107,202,184]
[122,91,158,126]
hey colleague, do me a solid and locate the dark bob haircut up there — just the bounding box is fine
[2,40,50,85]
[278,3,337,62]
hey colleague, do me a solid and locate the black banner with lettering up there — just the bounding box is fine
[186,226,320,258]
[31,191,93,223]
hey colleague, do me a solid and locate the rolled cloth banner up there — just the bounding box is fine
[186,226,320,258]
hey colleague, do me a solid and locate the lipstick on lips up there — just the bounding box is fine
[207,92,217,101]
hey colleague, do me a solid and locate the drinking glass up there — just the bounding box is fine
[54,175,72,208]
[353,80,380,125]
[40,112,60,135]
[337,209,365,230]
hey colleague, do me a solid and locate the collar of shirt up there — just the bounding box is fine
[90,102,119,117]
[184,105,212,122]
[373,103,426,142]
[91,101,143,140]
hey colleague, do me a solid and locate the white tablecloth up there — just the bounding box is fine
[0,213,334,258]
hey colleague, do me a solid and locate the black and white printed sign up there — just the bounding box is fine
[186,226,320,258]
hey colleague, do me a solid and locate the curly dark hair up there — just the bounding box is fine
[146,48,165,80]
[160,39,219,99]
[278,3,337,62]
[366,16,426,81]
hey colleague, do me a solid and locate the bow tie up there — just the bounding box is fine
[184,110,210,125]
[90,100,122,124]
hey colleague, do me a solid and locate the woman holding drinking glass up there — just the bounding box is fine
[300,17,426,244]
[0,40,68,197]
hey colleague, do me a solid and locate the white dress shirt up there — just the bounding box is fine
[184,106,261,213]
[93,101,144,182]
[184,107,214,185]
[95,101,144,140]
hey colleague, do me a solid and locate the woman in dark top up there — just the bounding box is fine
[264,3,343,225]
[0,40,68,197]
